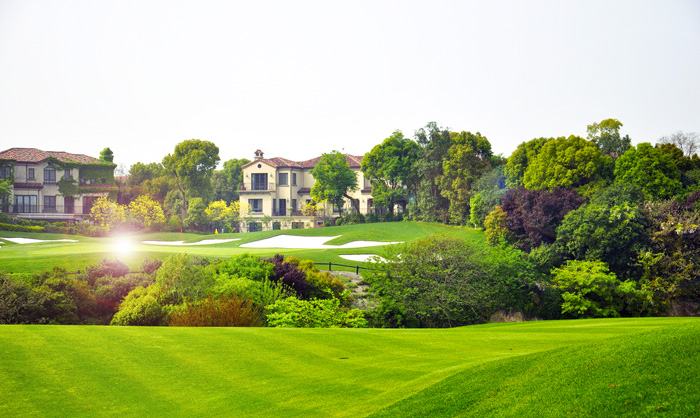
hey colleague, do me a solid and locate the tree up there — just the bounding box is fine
[658,131,700,157]
[554,203,651,278]
[212,158,250,203]
[184,197,210,231]
[522,135,606,193]
[504,137,549,188]
[439,131,493,225]
[483,206,511,246]
[614,142,682,200]
[365,234,533,327]
[587,118,631,157]
[361,130,420,213]
[0,179,11,209]
[552,260,645,318]
[469,166,507,228]
[128,195,166,232]
[310,151,358,215]
[100,147,114,163]
[162,139,220,218]
[500,187,586,251]
[89,197,126,232]
[412,122,452,222]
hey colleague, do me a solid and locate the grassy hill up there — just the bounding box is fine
[1,318,698,417]
[0,222,480,274]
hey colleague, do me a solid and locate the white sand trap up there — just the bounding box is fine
[0,237,78,244]
[240,235,402,249]
[142,238,240,246]
[339,254,388,263]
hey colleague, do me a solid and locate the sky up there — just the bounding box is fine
[1,0,699,172]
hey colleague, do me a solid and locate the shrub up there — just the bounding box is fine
[0,222,44,233]
[93,273,156,310]
[266,254,312,299]
[265,296,367,328]
[140,256,163,275]
[80,258,130,286]
[110,286,166,326]
[168,294,264,327]
[30,268,100,324]
[0,273,48,324]
[286,256,350,304]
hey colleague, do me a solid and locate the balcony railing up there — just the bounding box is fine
[12,204,77,214]
[240,182,276,192]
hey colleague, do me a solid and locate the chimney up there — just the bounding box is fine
[254,149,264,159]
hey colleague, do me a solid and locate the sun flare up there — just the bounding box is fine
[112,236,135,256]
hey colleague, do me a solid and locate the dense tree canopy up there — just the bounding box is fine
[212,158,250,203]
[162,139,220,218]
[310,151,358,214]
[587,118,631,157]
[412,122,453,222]
[614,142,681,200]
[504,137,549,188]
[99,147,114,163]
[361,131,420,213]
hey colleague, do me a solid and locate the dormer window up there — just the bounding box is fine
[254,149,264,159]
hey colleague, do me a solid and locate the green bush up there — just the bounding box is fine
[168,294,264,327]
[265,296,367,328]
[110,286,166,326]
[0,222,44,233]
[0,272,48,324]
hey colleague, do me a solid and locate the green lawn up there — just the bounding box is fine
[1,318,698,417]
[0,222,479,274]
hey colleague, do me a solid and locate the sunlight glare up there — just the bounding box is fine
[112,236,134,256]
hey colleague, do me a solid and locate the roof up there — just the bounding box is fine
[0,148,104,164]
[243,153,364,170]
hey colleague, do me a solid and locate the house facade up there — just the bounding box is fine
[239,150,375,232]
[0,148,116,223]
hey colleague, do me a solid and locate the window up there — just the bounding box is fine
[278,173,288,186]
[0,166,10,179]
[249,199,263,213]
[44,167,56,184]
[292,173,297,186]
[64,169,71,180]
[249,222,261,232]
[291,199,297,211]
[251,173,267,190]
[14,195,37,213]
[27,168,35,180]
[44,196,56,212]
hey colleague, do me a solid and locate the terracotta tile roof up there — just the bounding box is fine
[243,153,364,170]
[0,148,103,164]
[12,182,43,189]
[297,187,311,194]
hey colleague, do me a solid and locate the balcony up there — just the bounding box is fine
[240,182,276,192]
[13,204,75,214]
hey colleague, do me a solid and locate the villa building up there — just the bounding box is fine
[0,148,116,223]
[239,150,375,232]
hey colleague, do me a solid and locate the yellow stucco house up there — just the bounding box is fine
[239,150,376,232]
[0,148,116,223]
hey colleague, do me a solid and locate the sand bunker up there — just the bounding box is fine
[339,254,388,263]
[142,238,240,246]
[0,237,79,244]
[240,235,401,249]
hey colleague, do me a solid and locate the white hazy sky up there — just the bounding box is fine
[1,0,699,171]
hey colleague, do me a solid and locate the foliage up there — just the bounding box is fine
[469,166,507,228]
[0,272,47,324]
[100,147,114,163]
[266,254,313,299]
[285,256,349,303]
[184,197,210,231]
[366,235,533,327]
[93,273,156,310]
[30,268,99,324]
[79,258,130,286]
[589,182,645,206]
[522,135,606,192]
[89,196,126,231]
[0,222,44,233]
[310,150,358,214]
[637,193,700,313]
[439,131,493,225]
[128,195,166,231]
[168,294,264,327]
[57,177,79,197]
[265,296,367,328]
[153,253,212,306]
[162,139,220,218]
[614,142,682,200]
[205,200,244,232]
[411,122,452,222]
[110,286,166,326]
[500,187,586,251]
[166,214,183,232]
[586,118,631,157]
[504,137,549,188]
[555,203,651,277]
[212,158,250,203]
[552,260,646,318]
[483,206,511,246]
[361,130,420,213]
[140,256,163,275]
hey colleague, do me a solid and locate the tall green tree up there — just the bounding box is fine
[522,135,606,194]
[504,137,549,188]
[614,142,682,200]
[412,122,452,222]
[162,139,220,218]
[361,130,420,213]
[212,158,250,203]
[439,131,493,225]
[587,118,631,157]
[310,151,358,214]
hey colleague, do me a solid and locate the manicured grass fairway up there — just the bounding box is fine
[0,222,480,274]
[1,318,698,417]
